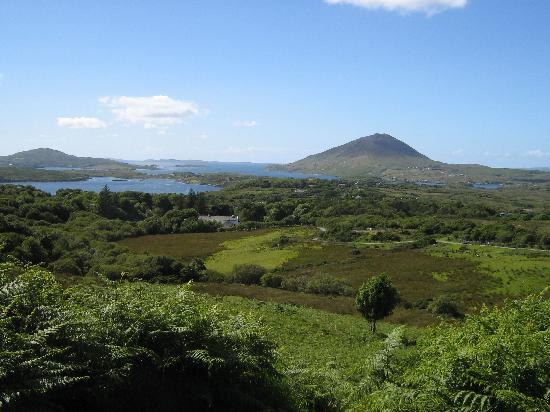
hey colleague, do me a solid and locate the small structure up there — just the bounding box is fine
[199,215,239,229]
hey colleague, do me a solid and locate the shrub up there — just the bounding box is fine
[428,296,464,318]
[280,275,308,292]
[233,263,267,285]
[410,236,437,249]
[305,276,353,296]
[50,257,83,276]
[272,234,292,247]
[261,272,284,288]
[204,269,227,283]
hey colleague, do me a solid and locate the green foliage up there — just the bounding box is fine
[261,272,284,288]
[0,262,85,409]
[50,256,83,276]
[0,261,292,411]
[305,275,354,296]
[96,185,119,218]
[428,295,464,318]
[366,291,550,411]
[232,263,267,285]
[356,274,399,332]
[238,202,267,222]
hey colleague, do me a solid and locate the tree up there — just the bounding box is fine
[355,274,398,333]
[96,185,119,218]
[239,202,267,222]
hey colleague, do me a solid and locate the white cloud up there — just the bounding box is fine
[525,149,550,158]
[234,120,258,128]
[100,95,200,128]
[57,117,107,129]
[324,0,467,14]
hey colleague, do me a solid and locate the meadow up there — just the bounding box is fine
[204,227,314,273]
[118,230,271,260]
[428,243,550,295]
[121,226,550,326]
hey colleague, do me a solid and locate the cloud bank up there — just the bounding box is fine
[324,0,467,14]
[57,117,107,129]
[100,95,200,128]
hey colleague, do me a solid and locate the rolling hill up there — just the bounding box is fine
[0,148,132,170]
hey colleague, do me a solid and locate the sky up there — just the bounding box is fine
[0,0,549,167]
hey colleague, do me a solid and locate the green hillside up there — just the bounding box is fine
[286,133,437,176]
[285,133,550,184]
[0,148,131,169]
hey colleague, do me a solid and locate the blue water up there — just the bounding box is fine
[472,183,503,190]
[129,160,336,180]
[8,161,335,194]
[42,167,85,171]
[415,180,445,187]
[8,176,220,195]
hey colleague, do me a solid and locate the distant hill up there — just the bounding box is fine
[285,133,550,185]
[0,148,131,169]
[286,133,437,176]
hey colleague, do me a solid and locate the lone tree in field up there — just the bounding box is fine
[355,274,398,333]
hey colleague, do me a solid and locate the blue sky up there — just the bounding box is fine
[0,0,549,167]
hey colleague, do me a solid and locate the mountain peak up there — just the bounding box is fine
[340,133,429,159]
[286,133,434,176]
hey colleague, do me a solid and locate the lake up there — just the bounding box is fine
[472,183,503,190]
[8,176,220,195]
[7,161,335,194]
[128,160,336,180]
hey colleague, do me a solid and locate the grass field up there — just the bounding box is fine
[198,292,423,408]
[118,228,550,327]
[118,230,271,260]
[279,243,498,306]
[193,291,423,409]
[213,295,399,370]
[205,227,315,274]
[192,282,438,326]
[428,243,550,296]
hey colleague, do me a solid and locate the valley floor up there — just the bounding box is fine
[119,227,550,327]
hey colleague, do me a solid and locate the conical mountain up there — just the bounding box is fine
[286,133,436,176]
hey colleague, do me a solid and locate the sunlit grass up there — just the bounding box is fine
[205,227,315,274]
[428,244,550,296]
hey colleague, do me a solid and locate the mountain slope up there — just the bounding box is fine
[286,133,436,176]
[0,148,130,169]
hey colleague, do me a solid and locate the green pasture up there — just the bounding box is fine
[212,295,402,372]
[205,227,314,274]
[118,228,550,327]
[428,243,550,296]
[118,230,269,260]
